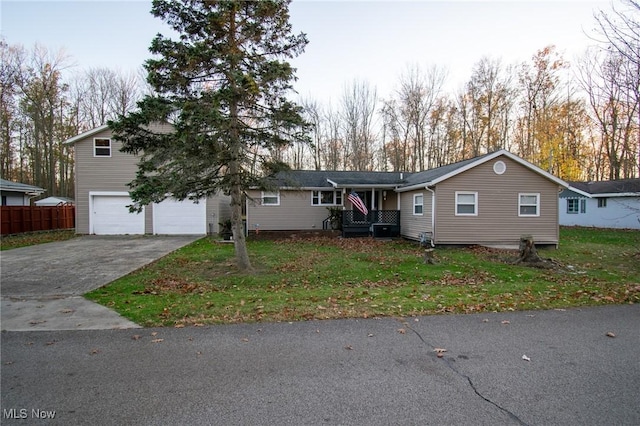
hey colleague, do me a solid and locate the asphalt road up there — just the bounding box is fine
[2,304,639,425]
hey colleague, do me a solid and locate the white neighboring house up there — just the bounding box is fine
[35,196,75,206]
[0,178,45,206]
[559,178,640,229]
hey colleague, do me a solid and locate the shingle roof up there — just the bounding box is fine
[0,178,45,194]
[271,170,412,188]
[567,178,640,196]
[402,155,489,186]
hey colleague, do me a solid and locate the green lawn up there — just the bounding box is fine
[86,227,640,327]
[0,229,77,250]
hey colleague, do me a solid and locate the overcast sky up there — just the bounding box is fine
[1,0,611,105]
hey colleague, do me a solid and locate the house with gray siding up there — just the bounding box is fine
[559,179,640,229]
[0,178,45,206]
[63,125,230,235]
[248,150,568,247]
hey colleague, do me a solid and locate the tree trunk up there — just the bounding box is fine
[517,234,542,263]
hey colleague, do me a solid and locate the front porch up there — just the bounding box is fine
[340,210,401,238]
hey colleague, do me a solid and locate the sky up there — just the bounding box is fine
[1,0,612,106]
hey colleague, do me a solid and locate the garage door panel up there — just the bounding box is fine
[153,198,206,235]
[92,195,145,235]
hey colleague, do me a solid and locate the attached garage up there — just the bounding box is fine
[90,193,145,235]
[153,198,206,235]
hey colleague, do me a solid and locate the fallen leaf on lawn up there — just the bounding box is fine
[317,305,327,310]
[522,355,531,361]
[606,332,616,338]
[344,345,353,350]
[151,338,164,343]
[397,328,406,334]
[131,335,142,340]
[501,320,510,325]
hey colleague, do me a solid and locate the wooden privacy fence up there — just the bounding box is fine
[1,205,75,235]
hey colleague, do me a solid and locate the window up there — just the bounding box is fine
[519,193,540,217]
[567,199,579,214]
[261,191,279,206]
[413,194,423,215]
[94,138,111,157]
[598,198,607,208]
[311,190,342,206]
[455,192,477,216]
[580,199,586,213]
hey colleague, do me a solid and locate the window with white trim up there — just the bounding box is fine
[94,138,111,157]
[519,193,540,216]
[455,192,477,216]
[261,191,280,206]
[597,198,607,208]
[567,199,579,214]
[311,190,342,206]
[413,194,423,215]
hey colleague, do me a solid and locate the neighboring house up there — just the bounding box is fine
[35,196,75,206]
[559,178,640,229]
[247,150,568,247]
[63,125,230,235]
[0,178,45,206]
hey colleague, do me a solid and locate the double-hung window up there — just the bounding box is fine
[519,193,540,217]
[413,194,423,215]
[261,191,280,206]
[597,198,607,208]
[567,199,579,214]
[94,138,111,157]
[455,192,477,216]
[311,190,342,206]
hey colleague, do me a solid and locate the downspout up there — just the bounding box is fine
[425,186,435,247]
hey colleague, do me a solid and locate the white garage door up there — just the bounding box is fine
[153,198,206,235]
[92,195,145,235]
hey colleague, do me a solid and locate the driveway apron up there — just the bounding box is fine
[1,235,201,331]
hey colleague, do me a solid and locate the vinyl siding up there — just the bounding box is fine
[74,128,140,233]
[400,190,432,240]
[434,156,560,245]
[246,189,336,231]
[73,126,227,234]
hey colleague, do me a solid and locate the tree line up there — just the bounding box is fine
[1,0,638,202]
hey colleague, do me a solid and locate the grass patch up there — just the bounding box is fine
[1,229,77,250]
[85,227,640,327]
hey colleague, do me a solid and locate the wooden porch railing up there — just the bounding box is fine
[341,210,400,238]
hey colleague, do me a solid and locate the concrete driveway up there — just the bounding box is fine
[1,235,201,331]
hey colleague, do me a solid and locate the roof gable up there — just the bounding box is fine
[397,150,568,192]
[63,124,110,145]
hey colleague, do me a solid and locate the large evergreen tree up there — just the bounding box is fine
[109,0,308,271]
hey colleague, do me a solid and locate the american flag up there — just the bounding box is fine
[348,192,368,215]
